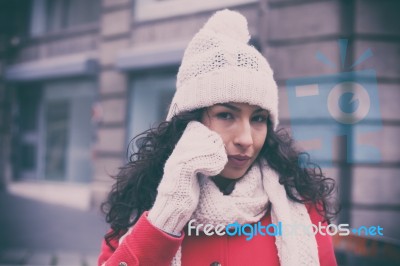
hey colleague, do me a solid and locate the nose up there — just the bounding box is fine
[233,120,253,149]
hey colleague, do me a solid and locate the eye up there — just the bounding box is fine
[216,112,234,120]
[252,115,268,123]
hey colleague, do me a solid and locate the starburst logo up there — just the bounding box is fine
[285,39,382,167]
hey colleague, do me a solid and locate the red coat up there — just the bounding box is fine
[98,205,337,266]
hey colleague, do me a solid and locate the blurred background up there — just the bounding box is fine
[0,0,399,265]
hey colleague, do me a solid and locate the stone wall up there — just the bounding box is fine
[263,0,400,240]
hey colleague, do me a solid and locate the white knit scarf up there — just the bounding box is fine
[118,160,320,266]
[171,159,320,266]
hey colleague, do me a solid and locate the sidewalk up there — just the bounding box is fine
[0,189,108,266]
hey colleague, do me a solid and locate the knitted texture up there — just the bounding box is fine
[194,162,269,226]
[166,9,279,129]
[171,160,320,266]
[261,161,320,266]
[147,121,228,235]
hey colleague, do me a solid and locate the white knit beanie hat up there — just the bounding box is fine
[166,9,279,129]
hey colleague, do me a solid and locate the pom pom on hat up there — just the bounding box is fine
[166,9,279,129]
[202,9,250,44]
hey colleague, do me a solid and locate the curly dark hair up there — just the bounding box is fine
[101,108,337,249]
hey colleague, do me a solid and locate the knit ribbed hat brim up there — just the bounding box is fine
[167,66,278,128]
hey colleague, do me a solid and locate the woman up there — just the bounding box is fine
[99,9,337,266]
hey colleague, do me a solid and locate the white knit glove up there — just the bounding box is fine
[148,121,228,235]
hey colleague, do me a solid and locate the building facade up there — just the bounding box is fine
[1,0,400,261]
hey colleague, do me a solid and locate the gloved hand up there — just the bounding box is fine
[148,121,228,235]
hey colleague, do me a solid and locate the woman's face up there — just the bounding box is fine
[201,102,269,179]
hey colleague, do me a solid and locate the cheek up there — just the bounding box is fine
[211,126,230,145]
[201,117,230,143]
[254,129,268,152]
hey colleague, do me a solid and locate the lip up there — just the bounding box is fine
[227,155,251,168]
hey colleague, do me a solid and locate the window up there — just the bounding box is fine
[44,100,69,180]
[128,70,176,150]
[30,0,100,36]
[46,0,100,32]
[41,79,96,182]
[14,86,42,180]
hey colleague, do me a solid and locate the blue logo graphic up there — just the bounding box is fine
[286,39,382,167]
[351,225,384,236]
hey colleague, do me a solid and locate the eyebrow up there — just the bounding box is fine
[214,103,267,113]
